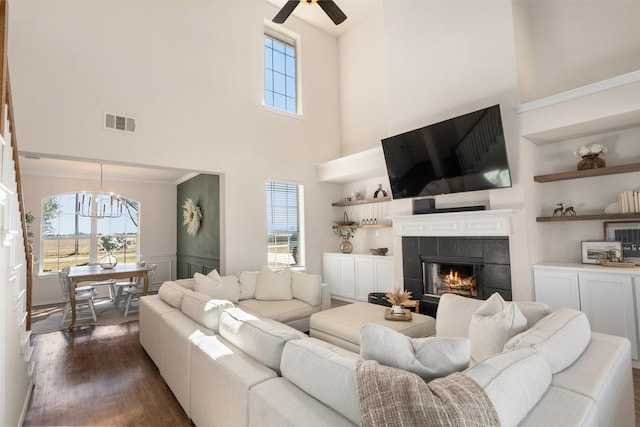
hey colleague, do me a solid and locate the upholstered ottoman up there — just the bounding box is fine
[309,302,436,353]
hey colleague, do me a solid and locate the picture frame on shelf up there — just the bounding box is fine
[581,240,622,264]
[604,221,640,264]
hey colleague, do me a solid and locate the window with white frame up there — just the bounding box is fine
[264,27,298,114]
[40,192,139,272]
[266,181,305,268]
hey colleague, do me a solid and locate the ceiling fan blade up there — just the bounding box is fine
[317,0,347,25]
[273,0,300,24]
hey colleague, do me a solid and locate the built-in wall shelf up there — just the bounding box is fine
[534,162,640,183]
[332,196,391,207]
[537,213,640,222]
[332,222,392,229]
[360,223,392,229]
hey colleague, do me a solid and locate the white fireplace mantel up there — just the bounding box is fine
[391,209,516,237]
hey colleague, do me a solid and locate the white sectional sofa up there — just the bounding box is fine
[139,277,635,427]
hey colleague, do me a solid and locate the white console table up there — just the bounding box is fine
[532,262,640,360]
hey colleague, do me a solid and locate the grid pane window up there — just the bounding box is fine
[264,31,297,114]
[40,192,140,272]
[266,181,305,268]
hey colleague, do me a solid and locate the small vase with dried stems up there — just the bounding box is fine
[386,287,412,315]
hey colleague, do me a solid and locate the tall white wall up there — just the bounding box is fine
[522,0,640,101]
[8,0,344,277]
[337,1,389,156]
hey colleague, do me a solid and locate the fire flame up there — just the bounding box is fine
[442,269,475,292]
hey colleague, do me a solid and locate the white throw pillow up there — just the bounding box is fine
[504,308,591,374]
[468,293,527,364]
[194,271,240,304]
[291,270,322,307]
[360,323,471,382]
[238,271,260,300]
[254,266,293,301]
[180,291,235,332]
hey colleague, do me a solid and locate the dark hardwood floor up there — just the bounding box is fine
[24,321,191,426]
[23,317,640,426]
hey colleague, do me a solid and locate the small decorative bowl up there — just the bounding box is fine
[370,248,388,256]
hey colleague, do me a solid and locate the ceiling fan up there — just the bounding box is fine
[273,0,347,25]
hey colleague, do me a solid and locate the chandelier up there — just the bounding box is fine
[76,163,124,219]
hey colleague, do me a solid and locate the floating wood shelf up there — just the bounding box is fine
[332,196,391,207]
[537,213,640,222]
[534,162,640,183]
[360,223,392,229]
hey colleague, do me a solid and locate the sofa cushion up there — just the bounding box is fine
[238,298,319,325]
[291,270,322,307]
[158,281,187,308]
[194,271,240,303]
[468,292,527,364]
[280,338,360,424]
[238,271,259,300]
[360,323,471,382]
[254,266,293,301]
[504,308,591,374]
[464,348,552,427]
[436,293,483,337]
[180,291,235,332]
[357,359,500,427]
[436,293,551,338]
[219,307,301,373]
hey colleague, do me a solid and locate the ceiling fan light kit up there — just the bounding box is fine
[273,0,347,25]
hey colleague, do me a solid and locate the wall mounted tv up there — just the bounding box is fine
[381,104,512,200]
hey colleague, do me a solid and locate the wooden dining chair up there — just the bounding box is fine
[122,264,156,317]
[58,267,98,327]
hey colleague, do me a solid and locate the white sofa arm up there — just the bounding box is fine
[321,283,331,311]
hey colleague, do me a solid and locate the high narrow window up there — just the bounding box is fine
[40,192,139,272]
[266,181,305,268]
[264,27,298,114]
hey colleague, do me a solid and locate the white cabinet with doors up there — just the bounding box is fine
[323,253,395,302]
[532,263,640,359]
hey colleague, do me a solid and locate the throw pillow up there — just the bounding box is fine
[360,323,471,383]
[291,270,322,307]
[468,292,527,364]
[194,271,240,304]
[254,266,293,301]
[238,271,259,300]
[356,359,499,427]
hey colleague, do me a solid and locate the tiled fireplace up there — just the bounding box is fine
[392,210,514,316]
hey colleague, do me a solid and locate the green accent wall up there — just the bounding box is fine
[177,174,220,279]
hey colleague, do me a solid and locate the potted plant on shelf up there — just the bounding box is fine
[386,287,412,315]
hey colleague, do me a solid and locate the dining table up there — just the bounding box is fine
[66,263,150,330]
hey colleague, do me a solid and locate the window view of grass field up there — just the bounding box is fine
[41,192,139,272]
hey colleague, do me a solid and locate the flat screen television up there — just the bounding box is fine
[381,104,512,200]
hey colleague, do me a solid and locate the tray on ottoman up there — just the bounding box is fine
[384,308,412,321]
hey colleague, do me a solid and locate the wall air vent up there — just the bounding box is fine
[104,112,136,133]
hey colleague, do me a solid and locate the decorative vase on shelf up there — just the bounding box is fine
[339,238,353,254]
[577,154,606,170]
[99,251,118,269]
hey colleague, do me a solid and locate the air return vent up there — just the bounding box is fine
[104,112,136,133]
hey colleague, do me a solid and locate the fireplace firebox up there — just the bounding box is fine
[424,261,479,298]
[402,236,511,316]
